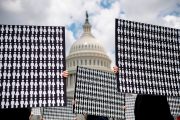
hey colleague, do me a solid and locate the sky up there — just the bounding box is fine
[0,0,180,67]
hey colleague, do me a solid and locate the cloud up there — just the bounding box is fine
[163,15,180,28]
[91,0,121,66]
[99,0,116,9]
[0,0,23,13]
[0,0,51,25]
[120,0,179,25]
[65,30,76,56]
[67,22,82,39]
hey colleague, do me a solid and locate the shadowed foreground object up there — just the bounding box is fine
[135,95,174,120]
[0,108,31,120]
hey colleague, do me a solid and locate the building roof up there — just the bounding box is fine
[67,12,111,63]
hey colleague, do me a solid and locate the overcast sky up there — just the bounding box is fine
[0,0,180,67]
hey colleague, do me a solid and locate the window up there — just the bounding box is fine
[68,75,71,86]
[66,78,68,87]
[85,60,87,65]
[70,75,72,86]
[77,60,79,65]
[108,62,109,67]
[73,61,75,66]
[89,60,91,65]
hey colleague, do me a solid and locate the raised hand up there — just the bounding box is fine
[60,70,69,78]
[113,66,119,74]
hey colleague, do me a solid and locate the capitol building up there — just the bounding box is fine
[66,12,112,98]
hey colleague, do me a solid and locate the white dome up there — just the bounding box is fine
[66,13,111,72]
[69,33,107,56]
[66,12,112,98]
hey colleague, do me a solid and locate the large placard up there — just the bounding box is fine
[0,25,66,108]
[43,98,76,120]
[115,19,180,96]
[74,66,125,119]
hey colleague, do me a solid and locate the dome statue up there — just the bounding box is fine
[66,12,111,74]
[66,12,112,120]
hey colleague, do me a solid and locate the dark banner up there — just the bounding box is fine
[115,19,180,96]
[74,66,125,119]
[0,25,66,108]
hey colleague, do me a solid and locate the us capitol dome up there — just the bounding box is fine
[66,12,112,97]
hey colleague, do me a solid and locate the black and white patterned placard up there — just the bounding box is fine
[0,24,66,108]
[31,107,43,115]
[168,97,180,116]
[74,66,125,119]
[115,18,180,96]
[125,94,136,120]
[43,98,76,120]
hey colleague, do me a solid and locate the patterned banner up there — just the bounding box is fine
[31,107,43,115]
[74,66,125,119]
[125,94,136,120]
[115,18,180,96]
[168,97,180,116]
[0,25,66,108]
[43,98,76,120]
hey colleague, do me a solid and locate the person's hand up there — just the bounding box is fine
[113,66,119,74]
[83,112,87,116]
[83,112,88,119]
[29,113,33,120]
[122,105,127,110]
[61,70,69,78]
[72,99,77,106]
